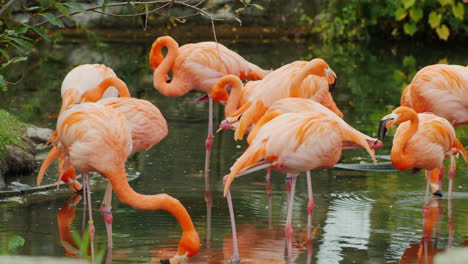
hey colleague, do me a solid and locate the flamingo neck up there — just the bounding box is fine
[106,168,197,238]
[82,77,130,103]
[60,89,80,114]
[290,60,326,97]
[212,75,243,117]
[391,114,419,170]
[152,37,190,96]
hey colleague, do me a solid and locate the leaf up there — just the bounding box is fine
[452,2,464,20]
[403,22,417,36]
[436,24,450,40]
[409,8,423,23]
[14,26,28,34]
[250,4,264,10]
[11,37,33,50]
[428,11,442,29]
[27,25,51,41]
[402,56,416,69]
[55,3,70,17]
[63,2,86,13]
[102,0,108,11]
[0,49,9,60]
[395,8,407,21]
[438,0,454,6]
[403,0,416,9]
[40,13,65,28]
[7,235,25,251]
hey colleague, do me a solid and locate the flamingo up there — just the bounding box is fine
[400,64,468,128]
[55,102,199,262]
[222,112,377,262]
[38,64,131,193]
[211,59,342,140]
[378,106,467,201]
[149,35,268,206]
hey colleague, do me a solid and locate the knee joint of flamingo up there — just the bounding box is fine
[307,200,315,215]
[205,136,214,150]
[285,224,294,240]
[100,205,113,225]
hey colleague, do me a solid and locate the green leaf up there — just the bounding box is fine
[403,0,416,9]
[250,4,264,10]
[452,3,464,20]
[0,49,9,60]
[7,235,25,251]
[55,3,70,17]
[402,56,416,69]
[63,2,86,13]
[395,8,407,21]
[436,24,450,40]
[403,22,417,36]
[27,25,51,41]
[10,37,33,50]
[0,75,5,91]
[438,0,454,6]
[409,8,423,23]
[40,13,65,27]
[102,0,108,11]
[428,11,442,29]
[14,26,28,34]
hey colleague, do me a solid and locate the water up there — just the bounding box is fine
[0,35,467,263]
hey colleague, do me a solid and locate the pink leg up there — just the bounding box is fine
[438,165,445,193]
[100,183,113,249]
[447,198,454,248]
[204,97,214,207]
[83,172,95,262]
[224,176,240,263]
[423,170,431,214]
[285,174,297,258]
[265,167,272,196]
[448,156,456,200]
[306,171,314,240]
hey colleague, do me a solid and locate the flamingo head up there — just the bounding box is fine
[311,58,337,91]
[178,229,200,258]
[211,84,230,105]
[378,106,416,140]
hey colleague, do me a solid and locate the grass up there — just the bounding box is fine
[0,109,26,159]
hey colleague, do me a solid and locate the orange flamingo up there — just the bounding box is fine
[222,112,376,262]
[378,106,467,200]
[400,64,468,127]
[38,64,131,192]
[149,35,267,205]
[57,194,83,257]
[54,102,199,262]
[211,59,342,140]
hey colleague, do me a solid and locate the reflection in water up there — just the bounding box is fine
[58,194,82,257]
[317,192,373,264]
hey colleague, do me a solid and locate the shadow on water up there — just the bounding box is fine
[0,35,467,263]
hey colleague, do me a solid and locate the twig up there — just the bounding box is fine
[0,0,21,17]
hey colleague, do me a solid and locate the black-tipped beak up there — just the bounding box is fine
[433,190,443,197]
[160,259,170,264]
[328,73,337,91]
[378,118,393,140]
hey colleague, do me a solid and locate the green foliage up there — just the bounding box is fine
[302,0,468,42]
[71,228,107,263]
[7,235,25,252]
[0,109,26,159]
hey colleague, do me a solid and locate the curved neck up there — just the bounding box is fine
[60,89,80,114]
[212,75,243,117]
[107,168,196,237]
[391,114,419,170]
[290,60,326,97]
[83,77,130,102]
[152,37,191,96]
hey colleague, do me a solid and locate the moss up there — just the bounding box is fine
[0,109,27,159]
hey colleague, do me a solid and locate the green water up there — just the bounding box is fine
[0,37,467,263]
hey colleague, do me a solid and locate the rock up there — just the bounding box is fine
[0,145,37,177]
[27,126,53,144]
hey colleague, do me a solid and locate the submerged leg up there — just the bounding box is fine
[100,182,113,249]
[266,167,273,227]
[448,155,456,200]
[423,170,432,214]
[285,175,297,258]
[83,172,95,262]
[438,164,445,195]
[306,171,314,236]
[225,177,240,263]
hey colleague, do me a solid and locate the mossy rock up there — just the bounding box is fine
[0,110,37,180]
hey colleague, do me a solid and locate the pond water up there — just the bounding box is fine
[0,35,467,264]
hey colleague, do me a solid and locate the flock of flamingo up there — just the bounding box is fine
[35,35,467,263]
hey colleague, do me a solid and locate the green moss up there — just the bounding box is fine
[0,109,27,159]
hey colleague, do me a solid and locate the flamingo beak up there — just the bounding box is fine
[378,113,399,140]
[326,68,337,91]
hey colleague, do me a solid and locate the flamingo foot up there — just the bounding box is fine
[307,200,315,215]
[285,224,294,241]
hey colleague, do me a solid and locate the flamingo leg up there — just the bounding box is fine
[225,188,240,263]
[81,173,87,234]
[83,172,95,262]
[306,170,314,237]
[424,170,431,213]
[204,97,214,207]
[266,167,273,228]
[447,198,454,248]
[100,182,113,249]
[285,174,297,258]
[438,164,445,194]
[448,155,456,200]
